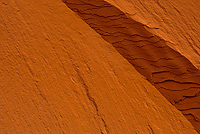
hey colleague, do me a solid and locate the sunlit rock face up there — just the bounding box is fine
[0,0,199,133]
[63,0,200,132]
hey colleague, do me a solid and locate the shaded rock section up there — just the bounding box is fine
[0,0,198,133]
[63,0,200,132]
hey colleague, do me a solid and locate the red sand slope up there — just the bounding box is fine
[63,0,200,132]
[0,0,198,133]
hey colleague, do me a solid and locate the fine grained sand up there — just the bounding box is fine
[0,0,199,133]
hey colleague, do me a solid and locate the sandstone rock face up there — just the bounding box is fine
[0,0,198,133]
[106,0,200,69]
[62,0,200,132]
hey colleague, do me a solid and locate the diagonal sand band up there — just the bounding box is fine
[0,0,198,133]
[62,0,200,132]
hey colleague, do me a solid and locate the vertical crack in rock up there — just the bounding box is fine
[76,67,109,134]
[65,50,109,133]
[76,68,109,133]
[76,67,99,112]
[62,0,200,132]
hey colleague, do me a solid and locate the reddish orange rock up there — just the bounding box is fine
[0,0,198,133]
[62,0,200,132]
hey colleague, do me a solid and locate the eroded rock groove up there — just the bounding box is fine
[62,0,200,132]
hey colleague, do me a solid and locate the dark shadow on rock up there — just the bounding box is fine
[62,0,200,132]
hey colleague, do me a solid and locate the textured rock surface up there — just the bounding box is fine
[0,0,198,133]
[62,0,200,132]
[106,0,200,69]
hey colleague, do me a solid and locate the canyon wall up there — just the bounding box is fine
[0,0,199,133]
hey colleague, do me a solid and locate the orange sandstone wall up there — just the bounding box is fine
[105,0,200,69]
[62,0,200,132]
[0,0,198,133]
